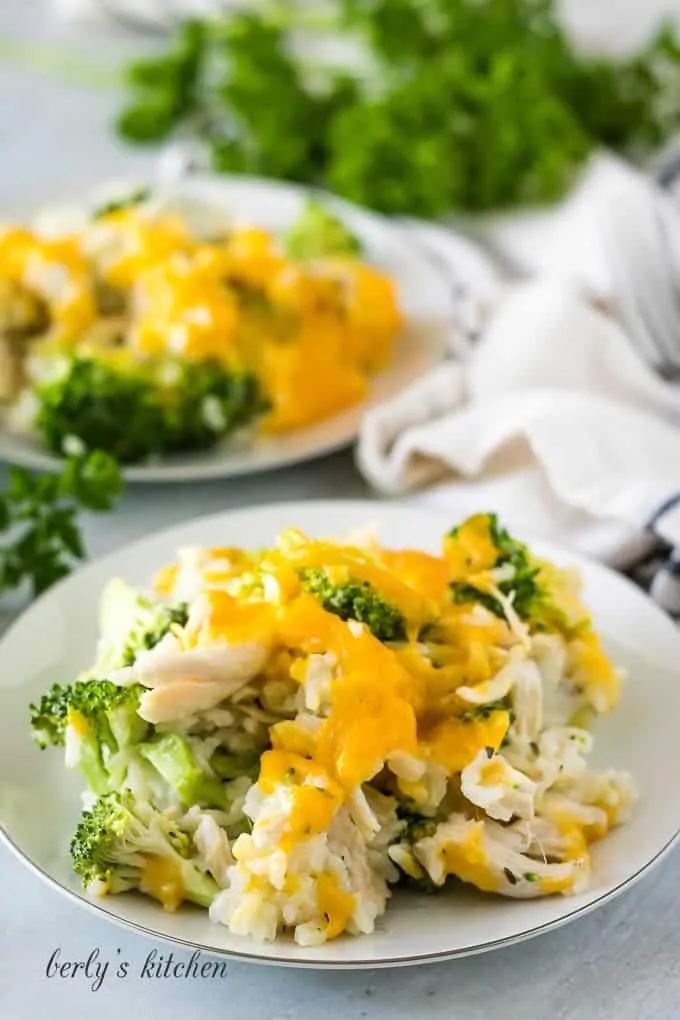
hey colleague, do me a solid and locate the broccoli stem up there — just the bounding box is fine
[178,861,222,909]
[210,748,260,781]
[65,711,112,795]
[140,733,231,811]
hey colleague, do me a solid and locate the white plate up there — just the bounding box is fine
[0,176,451,482]
[2,501,679,969]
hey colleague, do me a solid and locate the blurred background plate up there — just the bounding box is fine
[0,174,452,482]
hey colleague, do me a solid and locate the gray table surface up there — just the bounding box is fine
[2,2,680,1017]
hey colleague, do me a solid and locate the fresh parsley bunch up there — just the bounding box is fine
[0,451,123,598]
[116,1,680,217]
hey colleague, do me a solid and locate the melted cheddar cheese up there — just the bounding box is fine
[258,750,344,852]
[316,873,355,940]
[186,590,277,647]
[140,855,185,912]
[439,824,499,893]
[278,596,420,788]
[443,514,500,581]
[131,257,239,360]
[424,711,510,774]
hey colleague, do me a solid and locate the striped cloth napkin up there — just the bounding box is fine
[357,155,680,619]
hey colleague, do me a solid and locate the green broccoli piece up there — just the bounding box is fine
[166,358,269,453]
[449,513,544,622]
[70,791,219,908]
[210,747,262,782]
[390,811,440,892]
[115,602,189,671]
[284,198,362,260]
[139,733,232,812]
[30,677,244,809]
[33,357,168,463]
[460,701,514,724]
[32,355,268,464]
[92,186,151,220]
[299,568,406,642]
[94,578,189,673]
[29,682,72,750]
[29,679,149,794]
[399,812,438,845]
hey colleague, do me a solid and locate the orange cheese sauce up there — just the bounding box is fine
[132,514,626,918]
[378,549,452,603]
[66,707,91,738]
[277,596,420,787]
[0,231,97,342]
[316,873,355,940]
[423,711,510,774]
[258,750,344,852]
[186,590,277,647]
[153,563,179,597]
[140,855,185,912]
[270,718,318,758]
[442,514,500,581]
[539,873,578,895]
[439,825,499,893]
[131,257,239,360]
[98,210,192,289]
[477,758,510,786]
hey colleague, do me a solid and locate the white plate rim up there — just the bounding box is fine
[2,823,678,970]
[2,498,679,969]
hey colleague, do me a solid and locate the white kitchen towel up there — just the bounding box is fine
[359,161,680,617]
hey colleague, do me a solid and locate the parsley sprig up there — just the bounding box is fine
[0,451,123,598]
[116,2,680,217]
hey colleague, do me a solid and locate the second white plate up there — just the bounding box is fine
[0,176,451,482]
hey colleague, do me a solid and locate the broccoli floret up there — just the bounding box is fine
[32,355,268,464]
[139,733,233,811]
[33,357,169,463]
[166,358,269,452]
[30,678,245,808]
[95,578,189,673]
[449,513,543,622]
[70,791,219,909]
[92,186,151,220]
[284,197,362,260]
[117,602,189,670]
[29,679,149,794]
[299,567,406,642]
[29,682,73,749]
[399,811,439,845]
[391,812,440,892]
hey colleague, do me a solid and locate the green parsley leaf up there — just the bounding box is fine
[0,451,123,599]
[115,3,680,216]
